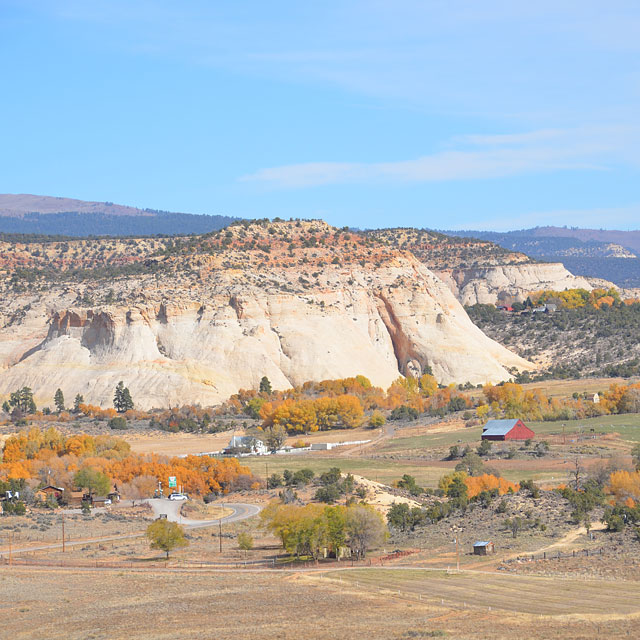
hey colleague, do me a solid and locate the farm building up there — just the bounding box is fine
[225,435,268,456]
[35,485,65,503]
[481,419,535,441]
[473,541,495,555]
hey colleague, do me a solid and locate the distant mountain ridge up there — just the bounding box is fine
[445,226,640,288]
[0,194,238,236]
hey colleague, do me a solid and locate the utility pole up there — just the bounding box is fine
[219,503,223,553]
[562,423,566,445]
[9,531,13,566]
[456,536,460,571]
[62,513,66,553]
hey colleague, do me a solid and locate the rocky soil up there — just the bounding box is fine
[391,490,580,554]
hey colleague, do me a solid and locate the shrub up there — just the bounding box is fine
[315,484,341,504]
[108,416,128,430]
[237,532,254,551]
[368,410,386,427]
[389,405,419,421]
[396,474,423,496]
[2,500,26,516]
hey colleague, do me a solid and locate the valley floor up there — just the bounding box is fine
[2,566,639,640]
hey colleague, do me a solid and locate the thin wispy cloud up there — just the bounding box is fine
[240,126,640,188]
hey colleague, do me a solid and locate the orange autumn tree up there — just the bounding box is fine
[606,470,640,507]
[465,474,519,498]
[0,427,256,497]
[260,394,365,434]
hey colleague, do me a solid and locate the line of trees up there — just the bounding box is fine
[0,426,257,498]
[261,502,387,560]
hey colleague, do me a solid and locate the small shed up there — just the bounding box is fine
[481,419,534,441]
[473,541,495,555]
[67,490,86,507]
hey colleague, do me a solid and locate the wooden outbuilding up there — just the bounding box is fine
[473,541,495,555]
[36,485,65,503]
[67,490,86,507]
[481,419,534,441]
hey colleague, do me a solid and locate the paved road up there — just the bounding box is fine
[145,499,261,528]
[0,501,261,558]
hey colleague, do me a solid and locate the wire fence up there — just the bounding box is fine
[507,546,607,564]
[0,548,422,571]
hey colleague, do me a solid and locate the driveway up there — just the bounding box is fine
[145,499,261,528]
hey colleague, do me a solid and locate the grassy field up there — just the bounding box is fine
[241,450,571,488]
[527,413,640,442]
[326,568,640,616]
[242,453,448,487]
[520,377,635,398]
[3,566,639,639]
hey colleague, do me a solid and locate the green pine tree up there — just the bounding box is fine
[54,388,65,413]
[73,394,84,412]
[259,376,272,394]
[114,381,134,413]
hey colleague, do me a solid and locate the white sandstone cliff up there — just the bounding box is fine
[434,263,594,306]
[0,257,533,409]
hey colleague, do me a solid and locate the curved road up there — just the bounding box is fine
[0,500,261,558]
[145,499,261,528]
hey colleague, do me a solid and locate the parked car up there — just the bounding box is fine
[168,493,187,501]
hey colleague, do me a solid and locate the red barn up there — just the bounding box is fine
[481,419,534,441]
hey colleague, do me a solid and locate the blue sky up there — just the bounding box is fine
[1,1,639,230]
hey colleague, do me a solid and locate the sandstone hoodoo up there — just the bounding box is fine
[0,220,533,408]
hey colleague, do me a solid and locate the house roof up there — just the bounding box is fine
[41,485,65,492]
[482,419,521,436]
[228,435,263,447]
[474,541,492,547]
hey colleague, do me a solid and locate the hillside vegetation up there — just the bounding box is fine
[0,194,237,236]
[468,293,640,379]
[366,227,531,269]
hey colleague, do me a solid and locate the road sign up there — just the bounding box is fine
[168,476,177,488]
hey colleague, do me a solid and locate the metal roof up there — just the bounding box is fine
[482,419,520,436]
[228,435,263,447]
[473,541,492,546]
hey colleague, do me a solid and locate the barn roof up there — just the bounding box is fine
[482,419,521,436]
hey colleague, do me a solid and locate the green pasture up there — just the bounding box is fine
[242,454,447,488]
[241,451,563,489]
[526,413,640,442]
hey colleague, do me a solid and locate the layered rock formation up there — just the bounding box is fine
[433,263,594,306]
[366,228,598,306]
[0,221,533,409]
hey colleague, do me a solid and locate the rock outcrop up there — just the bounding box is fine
[0,221,533,409]
[434,263,594,306]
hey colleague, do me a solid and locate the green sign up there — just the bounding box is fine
[168,476,177,488]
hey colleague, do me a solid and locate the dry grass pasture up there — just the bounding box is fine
[1,566,639,640]
[323,568,640,616]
